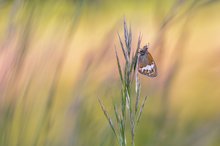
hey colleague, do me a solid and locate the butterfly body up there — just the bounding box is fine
[138,45,157,77]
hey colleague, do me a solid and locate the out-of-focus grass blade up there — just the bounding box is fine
[114,46,123,83]
[136,96,148,124]
[98,97,119,142]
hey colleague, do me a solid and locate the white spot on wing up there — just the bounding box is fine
[141,63,155,72]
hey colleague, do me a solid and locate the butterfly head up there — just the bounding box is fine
[139,45,148,56]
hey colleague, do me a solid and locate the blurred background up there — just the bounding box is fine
[0,0,220,146]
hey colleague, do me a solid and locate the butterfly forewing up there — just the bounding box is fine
[138,51,157,77]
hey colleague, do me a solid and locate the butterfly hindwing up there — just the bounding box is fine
[138,49,157,77]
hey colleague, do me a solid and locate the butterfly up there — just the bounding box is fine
[138,45,157,77]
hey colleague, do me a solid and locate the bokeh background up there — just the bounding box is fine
[0,0,220,146]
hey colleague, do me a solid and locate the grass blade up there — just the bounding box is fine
[114,46,124,83]
[135,71,141,115]
[137,96,148,124]
[130,33,142,75]
[124,19,129,47]
[128,26,132,56]
[117,33,129,62]
[113,103,120,124]
[98,97,119,142]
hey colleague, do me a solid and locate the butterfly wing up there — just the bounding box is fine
[138,52,157,77]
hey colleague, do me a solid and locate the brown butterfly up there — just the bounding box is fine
[138,45,157,77]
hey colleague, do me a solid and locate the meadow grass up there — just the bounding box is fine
[98,19,149,146]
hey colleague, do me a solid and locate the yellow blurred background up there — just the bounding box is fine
[0,0,220,146]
